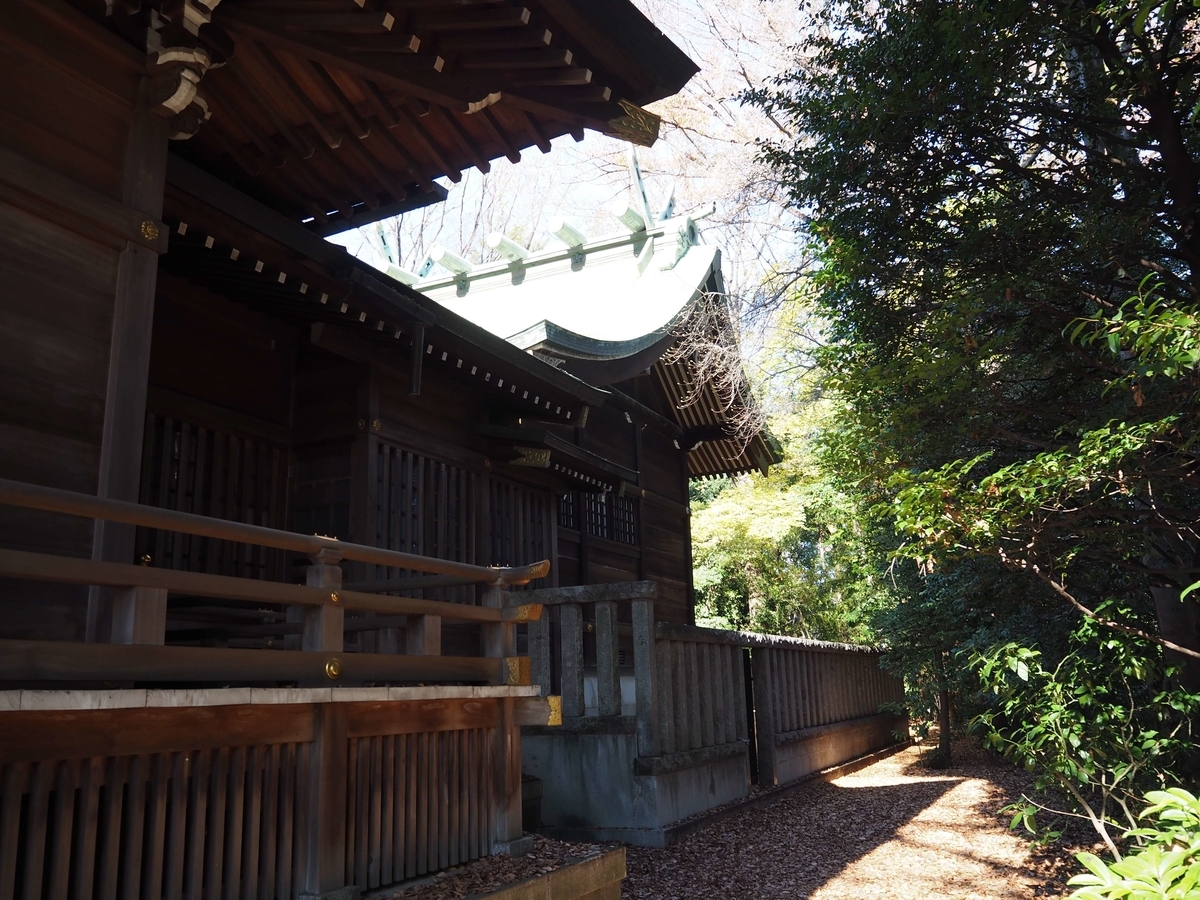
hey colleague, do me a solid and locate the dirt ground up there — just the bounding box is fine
[622,740,1092,899]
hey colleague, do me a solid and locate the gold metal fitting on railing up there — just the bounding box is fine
[325,658,341,679]
[547,695,563,726]
[505,657,531,686]
[330,591,339,603]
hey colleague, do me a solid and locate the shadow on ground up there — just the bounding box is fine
[621,744,1046,899]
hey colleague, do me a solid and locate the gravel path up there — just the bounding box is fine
[623,741,1079,899]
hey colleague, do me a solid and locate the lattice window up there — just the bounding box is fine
[581,492,639,546]
[557,492,577,530]
[489,477,550,588]
[136,413,288,579]
[294,444,352,540]
[374,444,476,598]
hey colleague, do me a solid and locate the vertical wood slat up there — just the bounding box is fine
[0,769,26,898]
[143,754,170,900]
[405,732,418,880]
[97,757,128,900]
[437,733,450,871]
[47,760,78,900]
[19,761,50,900]
[416,733,428,876]
[73,759,103,900]
[369,737,383,889]
[277,744,296,900]
[446,732,459,868]
[381,736,394,886]
[222,747,247,900]
[203,749,229,900]
[184,751,211,900]
[427,731,439,874]
[120,755,148,900]
[466,730,478,863]
[165,753,188,900]
[259,745,280,900]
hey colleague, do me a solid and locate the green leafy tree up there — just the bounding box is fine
[745,0,1200,681]
[691,411,889,642]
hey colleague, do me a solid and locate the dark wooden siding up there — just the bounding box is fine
[0,2,141,640]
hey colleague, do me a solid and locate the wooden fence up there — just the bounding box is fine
[0,477,558,899]
[525,582,905,786]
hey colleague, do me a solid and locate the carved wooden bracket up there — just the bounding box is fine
[112,0,231,139]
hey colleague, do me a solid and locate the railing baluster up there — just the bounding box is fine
[595,600,621,717]
[632,597,659,757]
[559,603,584,719]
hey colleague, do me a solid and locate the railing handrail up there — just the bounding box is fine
[654,621,881,654]
[0,549,541,624]
[0,478,548,586]
[522,581,657,606]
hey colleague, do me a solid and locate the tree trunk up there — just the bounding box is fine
[930,652,952,768]
[1150,585,1200,692]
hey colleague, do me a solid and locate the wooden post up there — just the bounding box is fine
[298,703,350,899]
[595,600,621,717]
[490,697,525,854]
[751,648,777,786]
[405,616,441,656]
[481,582,512,660]
[303,549,343,653]
[631,598,659,758]
[86,75,171,643]
[528,614,552,696]
[110,586,167,644]
[559,602,584,719]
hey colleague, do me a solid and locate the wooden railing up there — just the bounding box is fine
[523,582,905,783]
[0,478,549,686]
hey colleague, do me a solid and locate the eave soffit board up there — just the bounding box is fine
[89,0,696,230]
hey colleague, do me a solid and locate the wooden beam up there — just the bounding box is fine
[0,479,548,585]
[0,705,315,765]
[281,12,398,33]
[0,548,506,623]
[344,698,499,736]
[254,42,347,149]
[308,60,373,138]
[425,104,491,173]
[0,640,505,685]
[396,104,461,182]
[522,581,657,606]
[460,48,574,70]
[478,108,520,163]
[413,8,532,30]
[221,7,464,111]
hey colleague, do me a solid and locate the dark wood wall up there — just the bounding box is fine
[0,1,145,639]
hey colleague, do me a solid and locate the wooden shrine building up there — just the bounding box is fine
[0,0,733,896]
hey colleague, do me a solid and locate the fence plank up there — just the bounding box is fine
[0,766,29,895]
[259,745,280,900]
[98,757,128,900]
[751,649,776,786]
